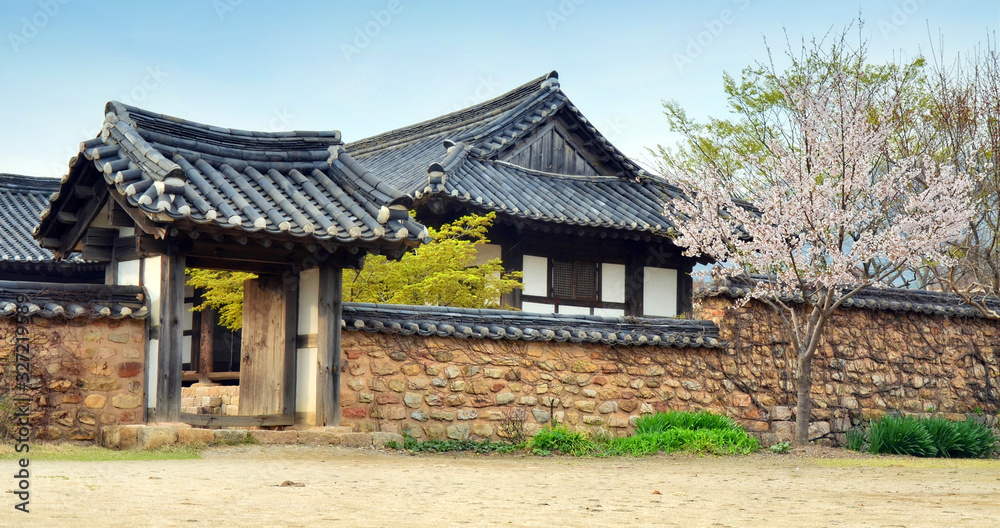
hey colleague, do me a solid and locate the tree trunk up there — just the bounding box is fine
[794,350,813,447]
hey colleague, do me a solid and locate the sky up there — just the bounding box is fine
[0,0,997,179]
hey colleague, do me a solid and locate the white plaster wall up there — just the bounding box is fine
[295,268,320,417]
[295,348,318,415]
[117,260,140,286]
[601,263,625,303]
[643,267,678,316]
[472,243,502,266]
[557,305,591,316]
[593,307,625,317]
[522,255,548,296]
[521,301,555,314]
[144,256,162,411]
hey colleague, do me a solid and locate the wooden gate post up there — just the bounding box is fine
[316,265,342,427]
[156,247,185,422]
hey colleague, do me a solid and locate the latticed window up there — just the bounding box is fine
[551,260,599,300]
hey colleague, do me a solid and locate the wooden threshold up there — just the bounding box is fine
[180,413,294,428]
[182,371,241,382]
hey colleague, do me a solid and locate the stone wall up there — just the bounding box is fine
[698,296,1000,444]
[339,332,748,443]
[181,386,240,416]
[0,316,146,442]
[339,298,1000,446]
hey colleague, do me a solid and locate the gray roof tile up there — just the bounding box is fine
[0,174,84,263]
[346,72,664,235]
[701,277,996,318]
[0,280,147,319]
[342,302,721,347]
[36,102,429,251]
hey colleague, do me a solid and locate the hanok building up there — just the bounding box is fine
[348,72,694,317]
[0,173,105,283]
[34,101,427,426]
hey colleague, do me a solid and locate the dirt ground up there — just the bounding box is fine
[7,445,1000,528]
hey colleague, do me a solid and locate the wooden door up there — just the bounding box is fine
[239,274,297,416]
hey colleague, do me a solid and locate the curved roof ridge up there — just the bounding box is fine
[346,71,557,155]
[36,101,429,257]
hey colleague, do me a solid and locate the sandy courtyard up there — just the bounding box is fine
[6,446,1000,528]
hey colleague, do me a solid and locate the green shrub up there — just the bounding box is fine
[920,417,962,458]
[869,415,936,457]
[855,415,996,458]
[845,427,869,452]
[528,427,596,456]
[769,441,792,454]
[947,419,996,458]
[634,411,737,435]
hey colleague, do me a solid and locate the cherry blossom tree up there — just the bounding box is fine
[662,71,975,446]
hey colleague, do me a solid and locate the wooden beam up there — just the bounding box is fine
[185,256,291,275]
[180,413,293,428]
[316,265,342,427]
[73,184,96,199]
[296,334,318,348]
[55,182,109,257]
[198,306,216,384]
[56,211,78,224]
[155,246,185,422]
[107,191,167,240]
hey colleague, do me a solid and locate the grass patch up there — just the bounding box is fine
[635,410,737,434]
[0,443,202,461]
[529,411,760,457]
[401,437,520,454]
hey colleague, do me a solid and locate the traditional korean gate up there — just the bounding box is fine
[181,273,297,427]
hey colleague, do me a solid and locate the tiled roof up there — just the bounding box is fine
[0,280,148,319]
[36,102,428,255]
[346,72,669,235]
[416,158,680,236]
[342,302,722,348]
[700,277,995,318]
[0,174,84,262]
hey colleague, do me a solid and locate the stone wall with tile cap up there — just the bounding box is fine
[340,296,1000,446]
[339,331,738,443]
[696,296,1000,444]
[0,316,145,442]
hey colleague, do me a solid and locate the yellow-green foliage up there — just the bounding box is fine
[185,269,258,331]
[186,212,523,331]
[344,212,522,307]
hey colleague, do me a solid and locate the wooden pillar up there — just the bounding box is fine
[500,230,524,309]
[625,248,644,316]
[316,265,342,426]
[156,247,185,422]
[197,306,216,384]
[281,274,299,416]
[677,260,694,316]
